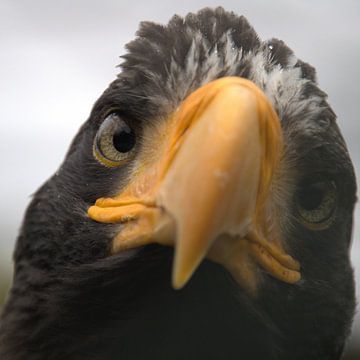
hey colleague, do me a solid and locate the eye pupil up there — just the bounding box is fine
[112,124,135,153]
[298,185,324,211]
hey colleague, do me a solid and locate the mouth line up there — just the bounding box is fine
[208,229,301,289]
[89,200,301,291]
[94,196,157,209]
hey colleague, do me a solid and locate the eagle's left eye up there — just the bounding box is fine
[295,179,337,229]
[93,113,136,167]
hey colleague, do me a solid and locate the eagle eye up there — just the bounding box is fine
[295,179,337,229]
[93,113,136,167]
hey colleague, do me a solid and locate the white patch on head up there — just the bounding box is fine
[249,50,324,124]
[248,51,269,87]
[158,30,243,107]
[147,31,326,139]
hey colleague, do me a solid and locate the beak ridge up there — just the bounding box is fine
[158,78,281,289]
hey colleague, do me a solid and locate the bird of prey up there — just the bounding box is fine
[0,7,356,360]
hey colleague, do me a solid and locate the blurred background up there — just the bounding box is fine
[0,0,359,357]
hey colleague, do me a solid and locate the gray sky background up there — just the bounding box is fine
[0,0,359,351]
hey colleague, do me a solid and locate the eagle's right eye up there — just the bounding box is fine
[295,179,337,230]
[93,113,136,167]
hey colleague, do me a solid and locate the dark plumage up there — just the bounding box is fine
[0,7,356,360]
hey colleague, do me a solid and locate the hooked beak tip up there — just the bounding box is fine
[171,238,207,290]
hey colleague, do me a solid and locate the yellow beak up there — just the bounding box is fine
[88,77,300,292]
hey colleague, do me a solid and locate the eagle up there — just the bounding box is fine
[0,7,356,360]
